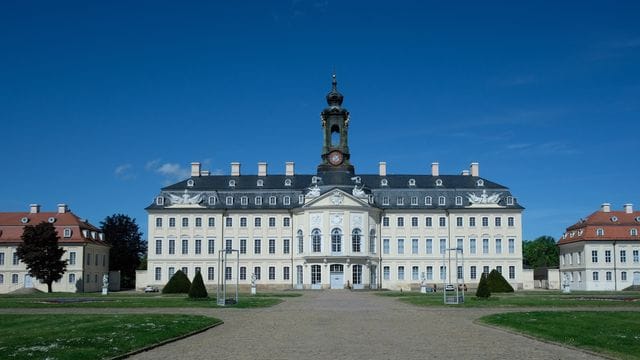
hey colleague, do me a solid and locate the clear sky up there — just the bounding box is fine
[2,1,639,241]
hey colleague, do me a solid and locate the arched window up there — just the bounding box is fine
[297,230,304,253]
[630,228,638,236]
[369,229,376,253]
[331,228,342,253]
[352,229,362,253]
[311,229,322,253]
[284,179,292,186]
[256,179,264,187]
[438,196,446,206]
[596,228,604,236]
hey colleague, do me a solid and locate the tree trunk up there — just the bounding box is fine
[47,281,53,293]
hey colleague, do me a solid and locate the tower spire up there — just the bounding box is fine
[318,74,353,175]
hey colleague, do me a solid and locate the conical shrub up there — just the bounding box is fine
[162,270,192,294]
[476,272,491,299]
[188,271,208,299]
[487,269,514,293]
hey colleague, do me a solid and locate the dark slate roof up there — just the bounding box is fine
[147,172,523,211]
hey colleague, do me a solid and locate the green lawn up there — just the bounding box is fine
[0,291,302,308]
[0,314,221,360]
[378,290,640,308]
[480,311,640,360]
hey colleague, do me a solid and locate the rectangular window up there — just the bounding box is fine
[208,217,215,227]
[69,273,76,284]
[382,197,389,205]
[69,252,76,265]
[225,217,232,227]
[426,266,433,280]
[439,217,446,227]
[577,251,582,264]
[298,195,304,204]
[284,266,290,280]
[169,239,175,255]
[426,238,433,254]
[426,217,432,227]
[283,217,290,227]
[397,217,404,227]
[508,217,514,227]
[620,250,626,263]
[425,196,432,205]
[254,266,261,280]
[509,266,515,279]
[606,271,612,281]
[182,239,188,254]
[383,239,390,254]
[240,239,247,254]
[495,239,502,254]
[208,239,215,254]
[208,196,216,205]
[397,197,404,206]
[182,217,189,227]
[605,250,611,263]
[592,250,598,263]
[412,266,419,280]
[469,217,476,227]
[255,196,263,205]
[470,238,476,254]
[240,217,247,227]
[397,266,405,280]
[482,239,489,254]
[226,197,233,206]
[169,218,175,227]
[155,267,161,281]
[195,239,201,254]
[438,196,446,206]
[12,274,19,284]
[457,238,463,251]
[622,271,627,281]
[225,239,233,251]
[283,239,290,254]
[483,266,490,275]
[208,267,215,281]
[240,267,246,280]
[254,239,261,254]
[182,267,188,276]
[269,239,276,254]
[269,217,276,227]
[383,266,390,280]
[241,196,248,205]
[411,196,418,205]
[439,238,446,254]
[456,217,463,227]
[383,217,389,227]
[457,266,463,280]
[439,266,446,280]
[411,217,418,227]
[397,239,404,254]
[470,266,477,280]
[254,217,261,227]
[412,238,419,254]
[269,266,276,280]
[508,239,515,254]
[593,271,599,281]
[482,217,489,227]
[168,267,175,279]
[495,217,501,227]
[156,217,162,227]
[225,267,232,280]
[283,196,291,205]
[496,265,502,274]
[269,196,276,205]
[634,250,639,263]
[195,217,202,227]
[154,239,162,255]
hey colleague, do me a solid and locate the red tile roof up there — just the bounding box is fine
[558,210,640,245]
[0,211,108,246]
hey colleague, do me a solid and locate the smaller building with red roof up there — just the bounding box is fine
[558,203,640,291]
[0,204,110,293]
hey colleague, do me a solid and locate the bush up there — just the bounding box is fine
[188,271,208,299]
[162,270,192,294]
[476,272,491,299]
[486,269,514,293]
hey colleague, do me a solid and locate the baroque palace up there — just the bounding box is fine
[138,76,524,291]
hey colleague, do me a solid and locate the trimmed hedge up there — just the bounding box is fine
[188,271,208,299]
[486,269,514,293]
[162,270,192,294]
[476,272,491,298]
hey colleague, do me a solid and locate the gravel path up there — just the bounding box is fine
[119,291,605,360]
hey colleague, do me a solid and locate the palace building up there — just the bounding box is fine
[138,76,525,291]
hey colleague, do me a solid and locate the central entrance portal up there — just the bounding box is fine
[330,264,344,289]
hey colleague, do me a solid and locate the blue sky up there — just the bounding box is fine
[1,1,639,241]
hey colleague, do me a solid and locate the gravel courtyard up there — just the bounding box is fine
[129,291,604,360]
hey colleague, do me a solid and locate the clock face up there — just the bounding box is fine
[328,151,344,166]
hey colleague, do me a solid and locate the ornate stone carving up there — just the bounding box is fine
[331,213,343,226]
[467,190,502,206]
[306,184,321,198]
[351,213,363,228]
[331,191,344,205]
[310,214,322,227]
[167,190,204,205]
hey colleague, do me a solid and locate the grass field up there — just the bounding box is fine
[480,311,640,360]
[0,314,221,360]
[0,291,301,308]
[378,290,640,307]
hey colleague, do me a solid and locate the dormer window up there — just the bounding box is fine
[82,229,89,238]
[226,196,233,206]
[156,196,164,206]
[630,228,638,236]
[507,196,514,205]
[284,179,292,187]
[455,196,463,206]
[636,216,640,223]
[283,196,291,205]
[269,196,277,205]
[408,179,416,187]
[570,231,575,238]
[228,179,236,187]
[438,196,446,206]
[91,231,97,239]
[578,229,584,236]
[48,217,56,223]
[610,216,618,222]
[255,196,263,205]
[435,179,443,187]
[411,196,418,205]
[63,228,72,238]
[99,233,104,241]
[476,179,484,187]
[208,196,217,205]
[397,197,404,206]
[20,217,29,224]
[596,228,604,236]
[368,194,374,204]
[257,179,264,187]
[381,179,388,187]
[562,233,567,239]
[186,179,194,187]
[425,196,432,205]
[241,196,248,205]
[382,196,390,205]
[299,195,304,204]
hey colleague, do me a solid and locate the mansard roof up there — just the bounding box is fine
[559,209,640,245]
[0,211,107,246]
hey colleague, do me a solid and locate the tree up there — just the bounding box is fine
[523,236,559,269]
[486,269,514,293]
[188,271,208,299]
[17,222,67,293]
[101,214,146,289]
[475,272,491,299]
[163,270,191,294]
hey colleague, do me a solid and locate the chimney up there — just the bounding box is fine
[624,203,633,214]
[470,162,479,177]
[57,204,68,214]
[601,203,611,213]
[231,162,241,176]
[258,162,267,176]
[461,170,470,176]
[379,162,387,176]
[29,204,40,214]
[431,162,439,177]
[285,162,295,176]
[190,162,201,177]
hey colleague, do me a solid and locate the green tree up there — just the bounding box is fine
[100,214,146,289]
[188,271,208,299]
[523,236,559,268]
[17,222,67,293]
[163,270,191,294]
[476,272,491,299]
[486,269,514,293]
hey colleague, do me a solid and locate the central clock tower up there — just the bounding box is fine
[317,74,355,174]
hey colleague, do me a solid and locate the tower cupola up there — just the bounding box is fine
[317,74,354,175]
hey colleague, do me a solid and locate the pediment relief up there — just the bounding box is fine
[303,189,369,209]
